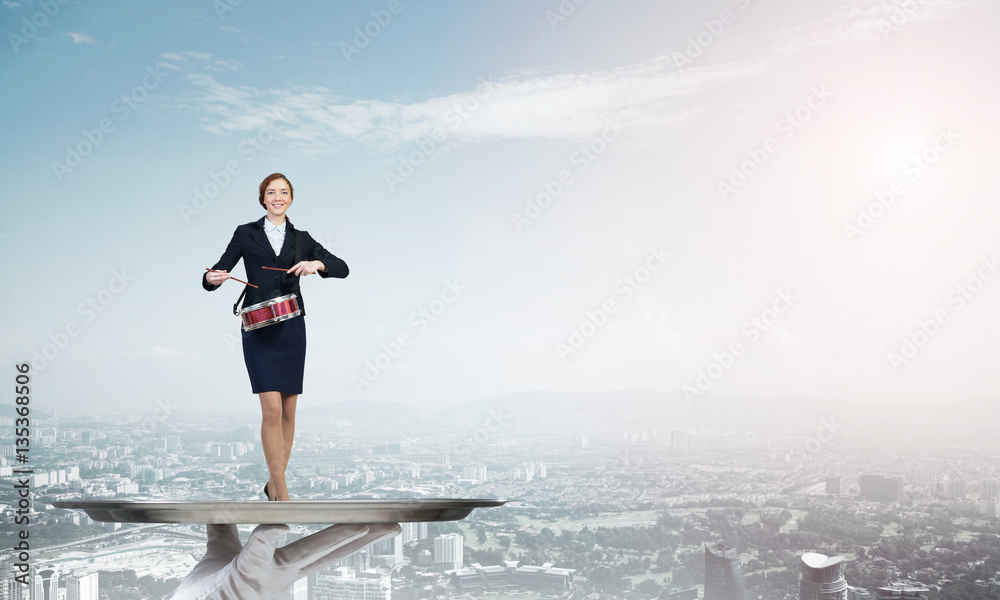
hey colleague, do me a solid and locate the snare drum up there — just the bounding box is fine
[239,294,302,331]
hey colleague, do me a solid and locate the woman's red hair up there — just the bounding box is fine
[258,173,293,208]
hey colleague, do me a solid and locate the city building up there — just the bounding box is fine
[450,561,575,594]
[461,464,488,482]
[401,521,428,544]
[66,572,99,600]
[859,475,903,502]
[332,549,371,574]
[981,479,1000,501]
[947,478,967,500]
[671,431,693,454]
[33,568,59,600]
[371,534,404,567]
[826,477,841,496]
[2,565,28,600]
[434,533,464,571]
[798,553,848,600]
[847,587,873,599]
[312,567,390,600]
[704,542,746,600]
[874,582,930,599]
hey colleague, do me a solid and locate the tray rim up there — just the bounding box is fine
[45,498,507,524]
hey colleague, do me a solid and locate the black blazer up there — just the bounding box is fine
[202,217,348,316]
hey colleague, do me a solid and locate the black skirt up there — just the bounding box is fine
[241,316,306,394]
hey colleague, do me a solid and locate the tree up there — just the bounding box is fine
[635,579,661,595]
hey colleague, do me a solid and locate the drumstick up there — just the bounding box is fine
[205,268,258,288]
[260,266,291,272]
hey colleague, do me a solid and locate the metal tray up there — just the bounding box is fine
[48,498,506,524]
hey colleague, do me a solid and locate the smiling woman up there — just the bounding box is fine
[202,173,350,502]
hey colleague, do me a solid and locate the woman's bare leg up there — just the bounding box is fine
[259,392,290,501]
[280,393,297,478]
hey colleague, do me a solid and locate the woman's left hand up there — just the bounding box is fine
[288,260,326,277]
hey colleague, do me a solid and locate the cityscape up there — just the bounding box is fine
[2,391,998,599]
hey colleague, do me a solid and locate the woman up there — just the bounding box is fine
[203,173,348,501]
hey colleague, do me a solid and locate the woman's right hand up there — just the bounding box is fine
[206,270,232,286]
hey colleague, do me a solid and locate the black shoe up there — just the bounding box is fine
[263,483,271,501]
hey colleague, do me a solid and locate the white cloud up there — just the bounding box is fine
[68,32,97,45]
[157,0,981,159]
[774,0,986,54]
[161,53,757,158]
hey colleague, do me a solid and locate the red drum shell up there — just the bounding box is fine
[240,294,301,331]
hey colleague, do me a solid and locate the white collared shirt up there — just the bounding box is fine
[263,219,286,255]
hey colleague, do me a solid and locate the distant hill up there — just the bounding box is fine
[6,392,996,432]
[299,392,1000,432]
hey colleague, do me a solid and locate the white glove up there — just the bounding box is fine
[164,522,401,600]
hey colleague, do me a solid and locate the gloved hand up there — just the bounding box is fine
[164,522,401,600]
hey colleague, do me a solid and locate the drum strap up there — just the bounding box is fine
[292,229,302,295]
[232,230,303,316]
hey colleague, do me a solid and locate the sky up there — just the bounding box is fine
[1,0,998,415]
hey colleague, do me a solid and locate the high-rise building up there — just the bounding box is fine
[66,572,99,600]
[371,534,404,566]
[798,553,848,600]
[332,549,370,574]
[33,568,59,600]
[434,533,464,571]
[948,479,967,500]
[859,475,903,502]
[704,542,746,600]
[671,431,693,454]
[907,466,934,487]
[980,479,1000,501]
[402,522,428,544]
[874,582,930,599]
[462,464,487,482]
[2,565,28,600]
[826,477,841,496]
[313,568,390,600]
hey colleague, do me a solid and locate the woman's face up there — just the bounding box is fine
[264,178,292,220]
